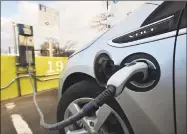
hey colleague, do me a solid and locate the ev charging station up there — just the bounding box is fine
[13,23,37,96]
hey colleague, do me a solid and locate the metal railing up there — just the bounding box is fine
[0,73,60,90]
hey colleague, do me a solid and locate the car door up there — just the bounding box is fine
[107,2,186,134]
[175,5,187,134]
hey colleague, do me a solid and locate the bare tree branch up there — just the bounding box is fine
[40,39,76,57]
[91,12,114,32]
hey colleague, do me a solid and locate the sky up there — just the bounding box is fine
[1,1,19,18]
[1,1,145,54]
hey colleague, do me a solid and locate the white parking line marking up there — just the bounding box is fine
[11,114,33,134]
[5,102,15,110]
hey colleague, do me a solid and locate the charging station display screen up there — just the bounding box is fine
[17,24,33,36]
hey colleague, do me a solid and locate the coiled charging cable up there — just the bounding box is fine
[25,36,148,131]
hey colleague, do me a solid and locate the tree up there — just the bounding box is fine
[91,12,114,32]
[91,1,114,31]
[40,41,49,56]
[56,40,76,57]
[40,39,76,57]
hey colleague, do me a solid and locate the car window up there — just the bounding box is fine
[142,1,186,26]
[180,7,187,29]
[112,2,186,44]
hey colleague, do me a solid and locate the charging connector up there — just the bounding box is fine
[107,62,148,96]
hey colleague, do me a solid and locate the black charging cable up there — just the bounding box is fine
[41,85,116,130]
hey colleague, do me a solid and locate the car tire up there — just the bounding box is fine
[57,80,134,134]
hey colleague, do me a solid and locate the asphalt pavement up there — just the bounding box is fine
[1,89,59,134]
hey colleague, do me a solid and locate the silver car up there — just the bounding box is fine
[57,1,186,134]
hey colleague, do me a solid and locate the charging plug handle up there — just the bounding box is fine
[107,62,148,96]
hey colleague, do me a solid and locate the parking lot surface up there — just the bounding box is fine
[1,89,59,134]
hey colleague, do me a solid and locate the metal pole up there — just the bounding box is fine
[106,0,109,29]
[12,22,18,55]
[16,67,22,97]
[13,22,22,96]
[8,47,11,54]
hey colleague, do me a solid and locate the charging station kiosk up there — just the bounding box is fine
[14,23,37,96]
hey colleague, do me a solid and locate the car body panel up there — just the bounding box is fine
[175,29,187,134]
[113,34,176,134]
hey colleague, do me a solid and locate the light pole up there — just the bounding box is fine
[106,0,109,29]
[12,22,18,55]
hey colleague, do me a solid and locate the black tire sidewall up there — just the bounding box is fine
[57,80,134,134]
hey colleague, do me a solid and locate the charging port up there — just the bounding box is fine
[94,52,160,92]
[94,53,122,86]
[121,53,161,92]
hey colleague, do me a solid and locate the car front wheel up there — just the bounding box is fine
[57,80,133,134]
